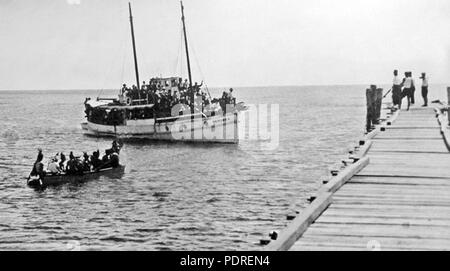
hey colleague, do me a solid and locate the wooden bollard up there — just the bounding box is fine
[350,156,360,162]
[447,87,450,126]
[342,159,354,166]
[286,214,296,221]
[375,88,383,121]
[269,231,278,240]
[366,86,376,132]
[366,85,383,132]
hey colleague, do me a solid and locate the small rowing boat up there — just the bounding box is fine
[27,165,125,188]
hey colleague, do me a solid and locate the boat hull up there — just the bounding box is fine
[27,165,125,188]
[81,113,239,144]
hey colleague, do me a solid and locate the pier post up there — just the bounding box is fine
[447,87,450,126]
[366,85,382,132]
[375,88,383,121]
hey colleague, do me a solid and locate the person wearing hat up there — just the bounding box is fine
[228,88,236,105]
[402,72,415,111]
[420,73,428,107]
[392,70,402,109]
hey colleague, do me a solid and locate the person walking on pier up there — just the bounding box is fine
[420,73,428,107]
[402,72,414,111]
[392,70,402,109]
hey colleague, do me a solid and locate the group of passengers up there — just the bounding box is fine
[29,141,122,180]
[120,78,205,108]
[119,78,236,114]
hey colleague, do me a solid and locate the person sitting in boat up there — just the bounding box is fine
[91,150,102,171]
[65,156,76,175]
[110,152,120,168]
[82,152,91,172]
[98,149,113,169]
[177,78,183,91]
[66,154,84,175]
[47,158,61,175]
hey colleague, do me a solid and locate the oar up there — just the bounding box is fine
[383,88,393,98]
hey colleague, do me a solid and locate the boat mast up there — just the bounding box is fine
[128,2,140,91]
[180,1,194,110]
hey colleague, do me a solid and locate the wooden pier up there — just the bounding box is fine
[266,87,450,251]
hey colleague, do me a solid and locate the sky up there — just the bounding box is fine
[0,0,449,90]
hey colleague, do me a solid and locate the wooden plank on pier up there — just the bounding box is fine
[348,176,450,186]
[376,128,441,139]
[269,104,450,251]
[369,139,448,153]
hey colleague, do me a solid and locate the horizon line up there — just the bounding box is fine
[0,82,449,92]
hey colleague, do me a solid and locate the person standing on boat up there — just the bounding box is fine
[420,73,429,107]
[110,152,120,168]
[121,84,127,95]
[193,81,203,93]
[69,151,75,160]
[112,140,122,154]
[59,152,66,171]
[228,88,236,106]
[29,148,45,180]
[131,85,138,100]
[392,70,402,109]
[182,79,189,90]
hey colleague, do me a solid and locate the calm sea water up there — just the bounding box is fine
[0,85,445,250]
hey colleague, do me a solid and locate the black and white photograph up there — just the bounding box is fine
[1,0,450,256]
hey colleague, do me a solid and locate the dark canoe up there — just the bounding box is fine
[27,165,125,188]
